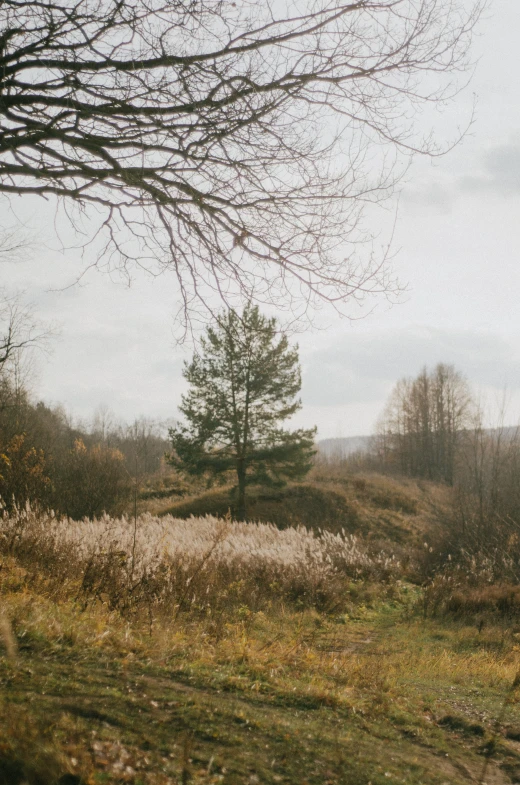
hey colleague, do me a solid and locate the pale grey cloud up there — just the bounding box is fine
[459,139,520,196]
[302,327,520,408]
[399,178,457,213]
[401,137,520,211]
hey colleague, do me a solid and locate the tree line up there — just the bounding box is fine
[0,291,174,516]
[0,379,172,518]
[367,363,520,567]
[374,363,472,484]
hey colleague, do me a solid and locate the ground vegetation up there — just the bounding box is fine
[2,497,520,784]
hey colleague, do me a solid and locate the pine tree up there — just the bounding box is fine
[168,305,316,520]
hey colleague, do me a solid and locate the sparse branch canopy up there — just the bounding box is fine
[0,0,482,324]
[168,303,316,519]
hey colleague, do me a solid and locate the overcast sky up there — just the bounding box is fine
[2,0,520,439]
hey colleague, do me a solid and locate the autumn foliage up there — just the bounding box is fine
[0,434,50,510]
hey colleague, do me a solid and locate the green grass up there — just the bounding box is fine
[2,560,520,785]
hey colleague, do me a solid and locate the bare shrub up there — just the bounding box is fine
[0,506,401,618]
[419,510,520,618]
[422,562,520,620]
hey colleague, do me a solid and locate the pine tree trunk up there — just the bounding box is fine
[237,458,246,521]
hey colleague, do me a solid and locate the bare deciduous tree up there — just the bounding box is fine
[375,363,473,483]
[0,291,53,381]
[0,0,482,324]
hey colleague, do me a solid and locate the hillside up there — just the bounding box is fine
[148,468,447,547]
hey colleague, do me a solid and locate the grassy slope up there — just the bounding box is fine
[153,470,445,546]
[2,558,520,785]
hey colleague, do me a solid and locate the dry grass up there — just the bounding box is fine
[2,558,520,784]
[3,541,520,785]
[0,612,17,660]
[0,505,400,620]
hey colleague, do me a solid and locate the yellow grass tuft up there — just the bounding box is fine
[0,610,17,660]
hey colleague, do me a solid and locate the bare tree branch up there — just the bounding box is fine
[0,289,55,377]
[0,0,483,326]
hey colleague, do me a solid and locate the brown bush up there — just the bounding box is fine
[53,439,132,519]
[423,572,520,619]
[0,433,51,510]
